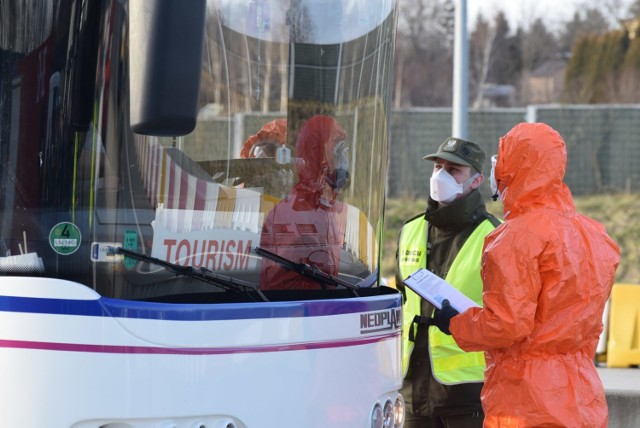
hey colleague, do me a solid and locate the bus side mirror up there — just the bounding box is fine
[128,0,205,136]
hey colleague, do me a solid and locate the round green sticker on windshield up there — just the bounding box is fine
[49,222,82,255]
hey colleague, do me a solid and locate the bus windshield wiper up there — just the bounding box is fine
[254,247,359,295]
[109,246,268,302]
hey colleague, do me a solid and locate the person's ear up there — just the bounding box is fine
[471,174,484,190]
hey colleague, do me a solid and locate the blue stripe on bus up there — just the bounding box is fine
[0,294,401,321]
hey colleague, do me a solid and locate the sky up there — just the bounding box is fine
[467,0,632,31]
[469,0,583,24]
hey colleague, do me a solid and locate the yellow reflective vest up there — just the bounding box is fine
[398,216,497,384]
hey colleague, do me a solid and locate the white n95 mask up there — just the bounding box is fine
[430,169,477,204]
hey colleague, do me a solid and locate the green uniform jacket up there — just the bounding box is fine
[398,216,495,382]
[396,190,500,417]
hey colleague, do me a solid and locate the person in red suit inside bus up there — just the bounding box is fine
[259,115,350,290]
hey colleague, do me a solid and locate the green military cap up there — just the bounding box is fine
[423,137,486,173]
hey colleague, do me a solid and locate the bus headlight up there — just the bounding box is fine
[383,400,394,427]
[394,395,405,427]
[371,403,383,428]
[371,393,404,428]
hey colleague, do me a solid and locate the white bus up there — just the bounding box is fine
[0,1,403,426]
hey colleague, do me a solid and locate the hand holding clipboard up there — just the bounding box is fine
[403,268,479,312]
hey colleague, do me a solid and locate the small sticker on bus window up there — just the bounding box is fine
[123,231,138,269]
[49,222,82,255]
[90,242,123,263]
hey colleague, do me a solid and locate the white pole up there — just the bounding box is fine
[452,0,468,139]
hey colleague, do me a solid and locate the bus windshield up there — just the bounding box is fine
[0,0,398,301]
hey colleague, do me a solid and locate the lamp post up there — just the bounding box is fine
[452,0,468,139]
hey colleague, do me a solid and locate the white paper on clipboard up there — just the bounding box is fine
[403,268,480,312]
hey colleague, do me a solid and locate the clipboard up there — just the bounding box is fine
[403,268,480,312]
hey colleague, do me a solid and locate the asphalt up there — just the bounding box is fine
[598,367,640,428]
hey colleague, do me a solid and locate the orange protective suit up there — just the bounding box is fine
[450,123,620,427]
[259,115,348,290]
[240,119,288,159]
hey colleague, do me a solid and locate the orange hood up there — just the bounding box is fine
[240,119,287,159]
[495,122,574,218]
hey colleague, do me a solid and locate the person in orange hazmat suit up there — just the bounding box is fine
[258,115,349,290]
[239,119,293,197]
[431,122,620,427]
[240,119,288,159]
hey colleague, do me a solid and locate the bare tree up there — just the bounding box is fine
[393,46,406,108]
[394,0,455,106]
[597,0,638,24]
[469,14,497,107]
[468,11,521,107]
[558,9,609,54]
[520,18,557,71]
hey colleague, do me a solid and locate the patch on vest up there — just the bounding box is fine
[400,249,422,263]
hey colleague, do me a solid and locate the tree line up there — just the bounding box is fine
[394,0,640,107]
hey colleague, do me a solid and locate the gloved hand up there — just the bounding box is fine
[432,299,459,335]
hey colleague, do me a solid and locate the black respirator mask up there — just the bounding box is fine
[327,140,350,190]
